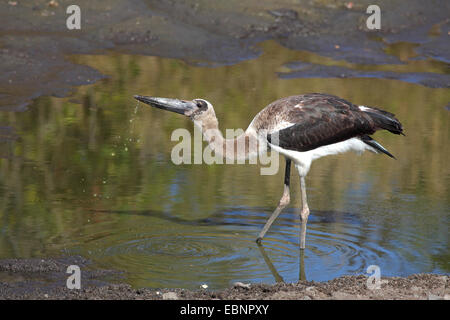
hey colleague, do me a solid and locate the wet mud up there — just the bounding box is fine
[280,61,450,88]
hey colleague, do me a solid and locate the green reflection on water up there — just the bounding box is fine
[0,41,448,288]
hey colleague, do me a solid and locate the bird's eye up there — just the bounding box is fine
[196,100,207,109]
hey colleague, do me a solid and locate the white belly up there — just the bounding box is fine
[269,138,376,176]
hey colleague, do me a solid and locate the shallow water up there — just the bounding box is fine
[0,41,448,289]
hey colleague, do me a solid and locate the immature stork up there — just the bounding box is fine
[134,93,403,249]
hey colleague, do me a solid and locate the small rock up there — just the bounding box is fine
[48,0,58,7]
[200,284,208,289]
[267,8,298,20]
[162,292,178,300]
[427,293,444,300]
[233,282,251,289]
[332,291,354,300]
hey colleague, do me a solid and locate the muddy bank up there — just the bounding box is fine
[0,257,448,300]
[1,0,449,111]
[280,61,450,88]
[0,256,121,298]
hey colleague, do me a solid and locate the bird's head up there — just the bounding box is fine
[133,95,215,122]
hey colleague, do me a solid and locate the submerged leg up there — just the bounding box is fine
[299,249,306,281]
[256,158,291,243]
[299,176,310,249]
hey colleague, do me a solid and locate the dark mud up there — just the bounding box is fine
[1,0,449,111]
[280,61,450,88]
[0,257,448,300]
[0,256,122,298]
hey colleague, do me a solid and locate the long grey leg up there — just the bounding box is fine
[256,158,291,243]
[299,176,310,249]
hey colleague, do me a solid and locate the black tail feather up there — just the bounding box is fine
[361,135,396,159]
[364,108,403,135]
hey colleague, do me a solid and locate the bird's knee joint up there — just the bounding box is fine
[300,208,310,220]
[279,195,290,207]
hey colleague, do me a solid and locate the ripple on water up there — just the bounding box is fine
[72,207,416,288]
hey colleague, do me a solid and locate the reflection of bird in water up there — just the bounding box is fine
[134,93,403,249]
[257,242,306,282]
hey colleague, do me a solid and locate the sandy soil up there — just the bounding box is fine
[0,257,448,300]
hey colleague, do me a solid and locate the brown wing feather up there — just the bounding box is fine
[266,94,377,152]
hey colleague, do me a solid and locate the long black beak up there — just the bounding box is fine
[134,95,195,115]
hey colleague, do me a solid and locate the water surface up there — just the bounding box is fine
[0,41,448,289]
